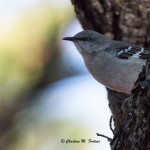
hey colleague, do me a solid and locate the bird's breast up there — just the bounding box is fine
[82,52,146,93]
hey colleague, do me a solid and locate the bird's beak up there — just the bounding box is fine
[63,37,75,41]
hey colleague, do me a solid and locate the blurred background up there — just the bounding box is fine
[0,0,112,150]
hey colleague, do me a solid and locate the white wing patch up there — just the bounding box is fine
[132,48,144,58]
[116,46,148,59]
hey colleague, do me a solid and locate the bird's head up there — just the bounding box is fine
[63,30,108,54]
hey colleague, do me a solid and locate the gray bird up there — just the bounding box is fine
[63,30,148,94]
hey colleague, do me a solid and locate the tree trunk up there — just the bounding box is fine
[71,0,150,149]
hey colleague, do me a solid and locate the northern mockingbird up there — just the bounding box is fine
[63,30,149,94]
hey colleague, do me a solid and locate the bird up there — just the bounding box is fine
[63,30,149,94]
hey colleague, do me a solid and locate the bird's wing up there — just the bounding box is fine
[115,46,149,59]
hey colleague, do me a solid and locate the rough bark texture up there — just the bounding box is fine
[71,0,150,149]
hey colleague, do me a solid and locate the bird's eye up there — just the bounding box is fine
[83,37,90,41]
[80,37,91,41]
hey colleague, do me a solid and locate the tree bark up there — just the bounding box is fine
[71,0,150,149]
